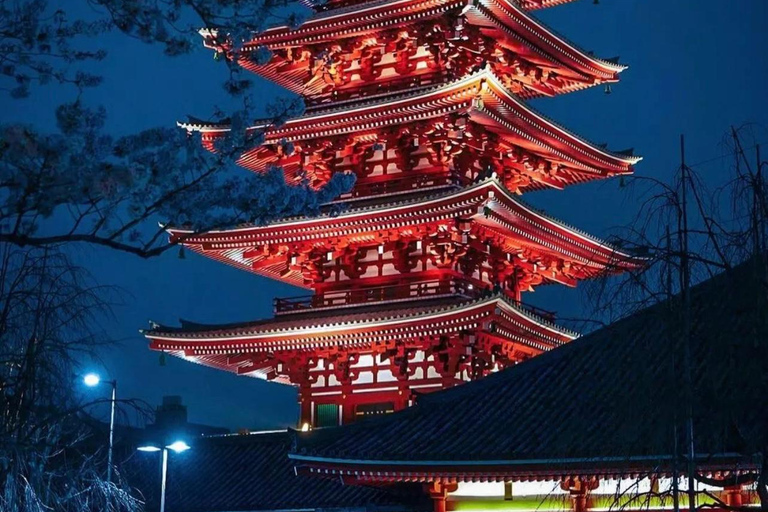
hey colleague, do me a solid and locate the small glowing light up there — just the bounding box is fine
[83,373,101,387]
[326,251,333,261]
[301,423,310,432]
[416,240,422,250]
[167,440,190,453]
[378,245,384,255]
[137,445,161,453]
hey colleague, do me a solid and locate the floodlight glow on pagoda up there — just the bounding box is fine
[145,0,642,429]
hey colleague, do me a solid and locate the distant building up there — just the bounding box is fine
[143,395,229,443]
[123,396,228,510]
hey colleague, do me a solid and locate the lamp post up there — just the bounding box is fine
[137,440,191,512]
[83,373,117,483]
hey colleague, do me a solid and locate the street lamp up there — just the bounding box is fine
[83,373,117,484]
[137,440,191,512]
[83,373,101,387]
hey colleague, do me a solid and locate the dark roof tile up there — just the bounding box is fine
[128,431,424,512]
[293,256,768,472]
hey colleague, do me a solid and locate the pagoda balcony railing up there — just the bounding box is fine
[273,279,557,323]
[334,172,465,202]
[274,279,477,315]
[515,301,557,324]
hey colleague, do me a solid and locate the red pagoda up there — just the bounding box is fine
[144,0,642,428]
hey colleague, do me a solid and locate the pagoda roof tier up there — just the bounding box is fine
[166,179,643,289]
[180,68,639,194]
[202,0,625,101]
[298,0,576,13]
[144,293,578,384]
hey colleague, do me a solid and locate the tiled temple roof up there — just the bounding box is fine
[290,256,768,478]
[245,0,623,70]
[144,292,579,377]
[149,296,471,337]
[146,293,577,341]
[127,430,425,512]
[208,0,622,101]
[298,0,578,12]
[168,177,625,247]
[161,179,644,291]
[179,68,641,169]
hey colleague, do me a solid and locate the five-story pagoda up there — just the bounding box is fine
[144,0,642,428]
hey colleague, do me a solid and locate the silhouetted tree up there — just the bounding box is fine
[0,0,354,258]
[583,125,768,512]
[0,243,147,511]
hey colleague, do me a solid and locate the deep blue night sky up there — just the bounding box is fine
[5,0,767,431]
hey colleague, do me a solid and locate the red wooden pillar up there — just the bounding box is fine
[394,388,409,411]
[434,495,446,512]
[426,481,457,512]
[722,485,745,508]
[341,399,356,425]
[561,477,598,512]
[571,491,588,512]
[298,387,312,427]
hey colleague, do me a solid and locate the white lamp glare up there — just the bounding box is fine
[167,440,190,453]
[137,445,161,452]
[83,373,101,387]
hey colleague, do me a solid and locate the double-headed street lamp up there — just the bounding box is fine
[82,373,117,483]
[138,440,191,512]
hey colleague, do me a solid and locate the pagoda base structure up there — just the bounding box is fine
[146,291,576,427]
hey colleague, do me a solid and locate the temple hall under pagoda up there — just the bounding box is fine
[144,0,642,428]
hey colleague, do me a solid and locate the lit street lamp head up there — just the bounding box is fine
[83,373,101,387]
[139,439,191,512]
[137,440,190,454]
[167,440,190,453]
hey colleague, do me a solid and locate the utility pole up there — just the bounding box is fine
[679,135,696,512]
[750,141,762,256]
[757,144,764,253]
[107,380,117,484]
[667,226,680,512]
